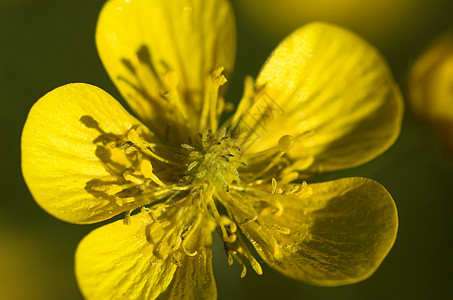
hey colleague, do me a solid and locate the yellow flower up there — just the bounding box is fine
[21,0,403,299]
[406,34,453,153]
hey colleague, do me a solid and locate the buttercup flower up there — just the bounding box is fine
[21,0,403,299]
[406,34,453,154]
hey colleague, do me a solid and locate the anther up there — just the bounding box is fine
[123,210,132,225]
[171,236,182,252]
[240,264,247,278]
[250,257,263,275]
[182,244,198,257]
[140,159,167,188]
[118,141,134,149]
[270,223,291,235]
[271,178,277,194]
[187,161,198,171]
[171,256,182,266]
[239,215,257,225]
[278,135,294,153]
[284,185,300,195]
[181,143,194,150]
[227,252,234,266]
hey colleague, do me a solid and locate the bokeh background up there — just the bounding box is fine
[1,0,453,299]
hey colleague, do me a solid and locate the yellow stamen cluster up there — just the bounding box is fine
[146,205,204,263]
[80,71,309,279]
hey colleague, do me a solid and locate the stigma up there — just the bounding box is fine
[182,128,245,192]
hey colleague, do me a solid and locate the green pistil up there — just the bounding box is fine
[182,129,245,192]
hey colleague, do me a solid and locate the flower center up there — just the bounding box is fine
[182,129,245,192]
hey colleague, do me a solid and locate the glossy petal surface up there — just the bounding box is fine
[96,0,236,139]
[76,211,176,299]
[21,83,149,224]
[231,177,398,286]
[237,23,403,172]
[76,208,216,300]
[157,216,217,300]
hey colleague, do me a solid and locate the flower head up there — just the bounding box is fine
[22,0,403,299]
[406,34,453,154]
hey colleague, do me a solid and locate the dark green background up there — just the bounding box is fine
[1,0,452,299]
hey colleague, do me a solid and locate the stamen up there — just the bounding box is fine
[271,178,278,194]
[140,159,167,188]
[236,234,263,275]
[181,143,194,150]
[170,235,182,252]
[227,251,234,266]
[278,135,294,152]
[210,202,237,244]
[118,141,135,150]
[210,67,227,131]
[182,244,198,257]
[199,67,227,132]
[162,71,189,122]
[283,185,300,195]
[123,210,132,225]
[171,255,182,267]
[116,189,173,208]
[270,223,291,235]
[122,169,143,185]
[233,251,248,278]
[187,161,198,171]
[127,130,181,166]
[180,216,202,256]
[102,182,138,197]
[239,215,258,225]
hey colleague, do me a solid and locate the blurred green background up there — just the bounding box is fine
[1,0,453,299]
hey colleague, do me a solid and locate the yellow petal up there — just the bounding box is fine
[406,34,453,154]
[231,177,398,286]
[157,217,217,300]
[22,83,150,224]
[407,34,453,121]
[236,23,403,172]
[96,0,236,139]
[75,211,177,300]
[76,209,216,300]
